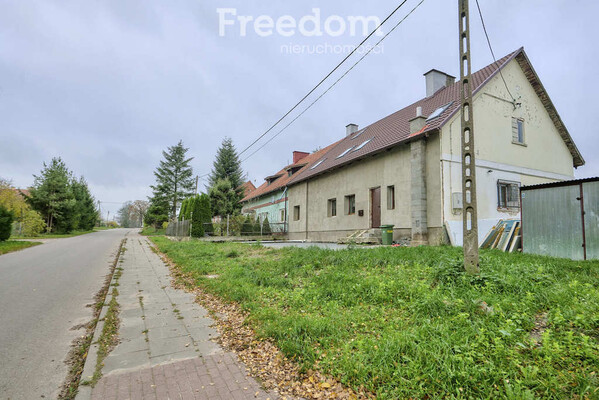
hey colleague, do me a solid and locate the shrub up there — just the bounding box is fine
[191,196,204,238]
[262,216,272,235]
[0,206,14,241]
[241,216,253,236]
[253,217,262,235]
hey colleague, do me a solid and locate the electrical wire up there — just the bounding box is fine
[238,0,412,157]
[475,0,516,103]
[242,0,426,163]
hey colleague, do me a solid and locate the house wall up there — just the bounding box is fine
[241,189,288,232]
[288,134,443,243]
[440,59,575,245]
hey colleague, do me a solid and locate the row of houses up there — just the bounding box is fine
[241,47,584,245]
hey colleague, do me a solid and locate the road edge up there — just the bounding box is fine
[74,239,126,400]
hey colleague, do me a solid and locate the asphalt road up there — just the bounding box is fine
[0,229,132,400]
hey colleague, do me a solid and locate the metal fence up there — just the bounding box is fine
[166,218,287,239]
[207,220,287,237]
[165,220,190,238]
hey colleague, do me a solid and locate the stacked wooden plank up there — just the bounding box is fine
[480,219,522,252]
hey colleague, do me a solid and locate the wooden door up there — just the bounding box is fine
[371,187,381,228]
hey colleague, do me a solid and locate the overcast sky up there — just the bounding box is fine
[1,1,597,219]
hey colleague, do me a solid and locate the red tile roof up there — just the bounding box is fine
[239,181,256,197]
[288,47,583,185]
[242,141,341,202]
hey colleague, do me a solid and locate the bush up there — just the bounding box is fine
[253,217,262,235]
[241,216,253,236]
[0,206,14,241]
[191,196,203,238]
[262,216,272,235]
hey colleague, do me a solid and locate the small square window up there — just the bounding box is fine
[293,205,300,221]
[512,117,525,144]
[387,186,395,210]
[327,198,337,217]
[344,195,356,215]
[497,180,520,209]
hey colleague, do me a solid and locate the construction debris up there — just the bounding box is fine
[480,219,522,252]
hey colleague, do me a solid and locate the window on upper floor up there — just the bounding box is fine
[293,205,300,221]
[327,198,337,217]
[497,180,520,209]
[512,117,525,145]
[281,209,286,222]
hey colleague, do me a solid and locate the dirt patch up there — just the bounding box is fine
[530,312,549,346]
[57,238,126,400]
[153,243,374,400]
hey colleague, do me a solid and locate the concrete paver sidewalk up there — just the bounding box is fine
[89,233,273,399]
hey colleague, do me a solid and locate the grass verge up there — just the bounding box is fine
[151,238,599,399]
[58,238,126,399]
[17,230,98,239]
[140,226,166,236]
[0,240,41,255]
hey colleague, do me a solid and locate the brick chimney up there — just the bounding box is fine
[293,151,310,164]
[346,123,359,137]
[424,69,456,97]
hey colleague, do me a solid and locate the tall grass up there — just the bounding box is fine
[153,238,599,399]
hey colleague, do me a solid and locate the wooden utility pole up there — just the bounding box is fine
[459,0,480,274]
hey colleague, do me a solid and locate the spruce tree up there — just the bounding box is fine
[150,140,195,220]
[71,177,98,230]
[28,157,77,233]
[208,138,245,212]
[208,178,238,218]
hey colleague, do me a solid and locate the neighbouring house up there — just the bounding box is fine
[239,181,256,199]
[285,47,584,245]
[241,145,339,232]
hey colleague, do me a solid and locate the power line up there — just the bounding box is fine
[237,0,413,157]
[474,0,516,103]
[242,0,426,163]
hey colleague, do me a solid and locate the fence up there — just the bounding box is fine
[165,220,190,238]
[207,221,287,237]
[166,218,287,239]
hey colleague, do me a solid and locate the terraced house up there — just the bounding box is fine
[241,144,338,232]
[284,47,584,245]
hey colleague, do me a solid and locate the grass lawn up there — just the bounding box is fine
[140,226,166,236]
[152,238,599,399]
[0,240,41,255]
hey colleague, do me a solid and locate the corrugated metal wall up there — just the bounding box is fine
[522,180,598,260]
[583,181,599,259]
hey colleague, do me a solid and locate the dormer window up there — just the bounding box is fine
[265,173,283,186]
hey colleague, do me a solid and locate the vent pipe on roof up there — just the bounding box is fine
[416,106,423,117]
[346,123,359,137]
[424,69,456,97]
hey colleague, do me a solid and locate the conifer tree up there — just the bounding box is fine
[262,216,272,235]
[208,138,245,213]
[28,158,77,233]
[0,206,14,241]
[150,140,195,220]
